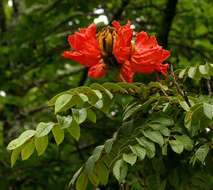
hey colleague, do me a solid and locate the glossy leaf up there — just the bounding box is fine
[123,153,137,165]
[76,171,88,190]
[21,139,35,160]
[34,136,48,156]
[142,130,164,147]
[11,147,21,167]
[72,108,87,124]
[95,162,109,185]
[136,137,156,158]
[36,122,55,137]
[67,119,80,141]
[195,144,209,163]
[113,159,128,183]
[169,140,184,154]
[87,109,96,123]
[130,145,146,160]
[52,124,64,145]
[203,102,213,120]
[55,94,73,113]
[7,130,36,150]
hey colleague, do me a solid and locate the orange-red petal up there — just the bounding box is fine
[88,62,107,78]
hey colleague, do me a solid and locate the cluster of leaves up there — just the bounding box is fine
[7,81,213,189]
[178,63,213,81]
[1,0,213,189]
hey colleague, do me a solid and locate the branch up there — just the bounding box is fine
[170,64,191,107]
[78,68,88,86]
[207,80,212,97]
[111,0,130,22]
[12,0,18,17]
[0,0,6,34]
[158,0,178,48]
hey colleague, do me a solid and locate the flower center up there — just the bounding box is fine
[97,26,117,57]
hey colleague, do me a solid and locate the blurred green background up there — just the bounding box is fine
[0,0,212,189]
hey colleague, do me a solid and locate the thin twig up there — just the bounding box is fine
[170,64,191,107]
[207,79,212,96]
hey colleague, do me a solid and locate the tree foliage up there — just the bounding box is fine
[0,0,212,189]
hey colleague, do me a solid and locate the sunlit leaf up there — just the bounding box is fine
[123,153,137,165]
[34,136,48,156]
[52,124,64,145]
[21,139,35,160]
[55,94,73,113]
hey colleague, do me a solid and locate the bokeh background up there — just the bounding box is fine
[0,0,212,189]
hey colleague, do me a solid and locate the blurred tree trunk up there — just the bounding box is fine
[111,0,130,21]
[158,0,178,48]
[12,0,19,17]
[0,0,6,35]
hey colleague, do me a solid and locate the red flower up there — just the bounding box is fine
[130,32,170,76]
[63,21,170,82]
[112,21,133,64]
[113,23,170,82]
[63,24,106,78]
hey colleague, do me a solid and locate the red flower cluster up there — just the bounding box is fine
[63,21,170,83]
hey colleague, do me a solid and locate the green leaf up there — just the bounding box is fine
[55,94,73,113]
[85,156,96,174]
[123,104,142,121]
[36,122,55,137]
[48,91,69,106]
[87,170,99,186]
[117,82,141,93]
[87,109,96,123]
[21,139,35,160]
[77,87,100,104]
[71,94,84,108]
[85,146,104,174]
[199,65,209,75]
[169,139,184,154]
[142,130,164,147]
[162,143,168,155]
[92,90,103,99]
[90,83,113,99]
[103,82,128,93]
[159,127,170,136]
[203,102,213,120]
[57,115,72,129]
[52,124,64,145]
[95,162,109,185]
[69,167,83,187]
[195,144,209,163]
[123,153,137,165]
[72,108,87,124]
[178,69,186,78]
[113,159,128,183]
[149,117,174,126]
[188,66,198,79]
[67,119,80,141]
[76,170,88,190]
[104,132,117,153]
[130,145,146,160]
[175,135,193,151]
[78,93,89,102]
[104,139,114,153]
[178,96,190,111]
[136,137,155,158]
[34,136,48,156]
[7,130,36,150]
[92,145,104,161]
[94,99,104,109]
[11,147,21,167]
